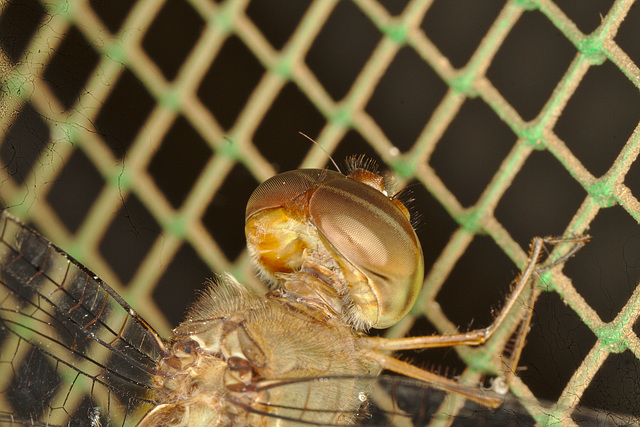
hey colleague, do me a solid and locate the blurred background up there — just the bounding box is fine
[1,0,640,424]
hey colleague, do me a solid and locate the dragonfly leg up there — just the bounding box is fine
[363,349,505,407]
[363,235,588,403]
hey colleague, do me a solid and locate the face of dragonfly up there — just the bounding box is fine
[1,160,546,426]
[244,166,424,330]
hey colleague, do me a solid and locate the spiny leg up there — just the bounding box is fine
[363,235,588,406]
[363,350,507,407]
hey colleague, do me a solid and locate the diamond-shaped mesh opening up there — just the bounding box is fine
[0,0,46,63]
[564,206,640,322]
[47,148,104,232]
[7,347,61,420]
[495,150,586,247]
[580,350,640,418]
[42,26,100,110]
[253,82,325,171]
[0,103,49,189]
[365,46,447,152]
[245,0,312,51]
[422,1,505,69]
[556,1,616,34]
[99,195,162,284]
[152,242,214,327]
[202,162,257,261]
[487,10,577,121]
[305,0,381,101]
[148,115,213,208]
[617,3,640,63]
[519,291,596,402]
[557,61,640,177]
[198,36,265,131]
[141,1,205,82]
[1,0,640,424]
[436,235,515,330]
[430,98,515,207]
[68,396,107,427]
[88,0,133,34]
[94,70,156,159]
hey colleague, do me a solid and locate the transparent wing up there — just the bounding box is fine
[243,375,528,426]
[244,375,636,427]
[0,211,164,427]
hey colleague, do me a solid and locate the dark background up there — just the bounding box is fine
[1,0,640,420]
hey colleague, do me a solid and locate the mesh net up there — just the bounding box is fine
[1,0,640,425]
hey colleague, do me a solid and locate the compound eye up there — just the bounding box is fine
[244,170,335,280]
[245,169,326,219]
[309,177,423,328]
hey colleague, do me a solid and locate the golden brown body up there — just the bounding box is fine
[141,277,378,426]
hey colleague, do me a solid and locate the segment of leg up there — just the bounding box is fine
[364,236,588,352]
[364,350,505,408]
[363,236,588,407]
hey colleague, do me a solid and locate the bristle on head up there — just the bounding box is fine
[345,154,379,175]
[345,155,388,195]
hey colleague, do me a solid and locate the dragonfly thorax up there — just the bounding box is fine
[141,276,379,426]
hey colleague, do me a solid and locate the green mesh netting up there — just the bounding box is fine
[1,0,640,425]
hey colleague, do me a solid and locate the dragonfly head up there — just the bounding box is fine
[245,160,424,330]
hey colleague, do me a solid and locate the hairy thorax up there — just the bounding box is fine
[140,279,379,426]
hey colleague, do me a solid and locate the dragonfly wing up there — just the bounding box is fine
[0,211,164,426]
[247,375,633,427]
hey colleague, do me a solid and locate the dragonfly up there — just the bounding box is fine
[0,157,589,426]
